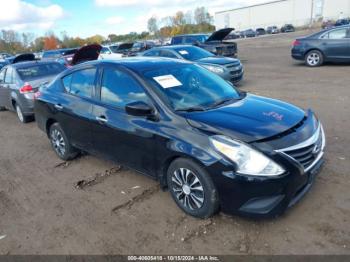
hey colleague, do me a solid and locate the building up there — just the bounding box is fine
[215,0,350,31]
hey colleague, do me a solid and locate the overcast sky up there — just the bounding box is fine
[0,0,269,38]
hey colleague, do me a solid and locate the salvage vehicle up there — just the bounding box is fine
[256,28,266,36]
[241,29,257,38]
[292,25,350,66]
[281,24,295,33]
[142,45,244,83]
[99,46,123,60]
[267,26,280,34]
[0,60,65,123]
[109,43,134,56]
[170,28,237,57]
[34,57,326,219]
[127,41,156,57]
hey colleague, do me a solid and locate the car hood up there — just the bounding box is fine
[185,94,306,143]
[197,56,240,66]
[72,44,102,65]
[206,28,234,42]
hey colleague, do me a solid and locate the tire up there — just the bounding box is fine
[167,158,219,219]
[49,123,78,161]
[15,104,31,123]
[305,50,324,67]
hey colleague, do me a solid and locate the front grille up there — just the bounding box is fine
[277,124,325,171]
[225,63,243,76]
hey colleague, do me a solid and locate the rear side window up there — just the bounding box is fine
[63,68,96,99]
[17,63,65,80]
[160,50,178,58]
[100,67,149,108]
[143,50,160,57]
[323,29,348,39]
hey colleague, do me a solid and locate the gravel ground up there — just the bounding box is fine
[0,30,349,255]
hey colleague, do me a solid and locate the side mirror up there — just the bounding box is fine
[125,101,155,118]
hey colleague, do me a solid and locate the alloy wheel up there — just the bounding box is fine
[307,53,320,66]
[171,168,205,210]
[50,129,66,157]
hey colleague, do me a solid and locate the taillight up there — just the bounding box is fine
[293,40,301,46]
[19,83,34,94]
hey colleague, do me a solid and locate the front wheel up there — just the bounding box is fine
[49,123,78,161]
[167,158,219,218]
[305,50,324,67]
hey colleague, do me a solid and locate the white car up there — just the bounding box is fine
[98,46,123,60]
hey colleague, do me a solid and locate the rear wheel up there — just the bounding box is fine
[305,50,324,67]
[167,158,219,218]
[15,104,31,123]
[49,123,78,161]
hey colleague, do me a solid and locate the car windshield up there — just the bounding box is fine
[17,63,65,80]
[173,46,214,61]
[143,64,241,111]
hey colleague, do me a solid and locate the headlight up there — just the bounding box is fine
[201,64,225,74]
[210,135,285,177]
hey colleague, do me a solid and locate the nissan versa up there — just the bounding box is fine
[34,58,326,218]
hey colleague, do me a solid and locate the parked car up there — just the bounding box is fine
[42,49,73,60]
[281,24,295,33]
[291,25,350,66]
[99,46,123,60]
[0,59,9,70]
[242,29,257,38]
[34,57,325,219]
[0,61,66,122]
[127,41,156,56]
[267,26,280,34]
[225,32,241,40]
[142,45,244,83]
[0,53,12,59]
[256,28,266,36]
[322,20,335,29]
[56,48,78,68]
[170,28,237,57]
[5,53,37,64]
[109,43,134,56]
[335,18,350,27]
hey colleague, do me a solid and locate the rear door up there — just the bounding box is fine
[90,65,157,175]
[0,67,15,109]
[321,28,350,61]
[56,67,97,150]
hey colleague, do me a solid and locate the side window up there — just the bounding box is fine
[101,67,149,108]
[4,67,13,84]
[160,50,178,58]
[327,29,347,39]
[144,50,160,57]
[63,68,96,98]
[101,47,111,54]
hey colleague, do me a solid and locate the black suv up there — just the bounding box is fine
[170,28,237,57]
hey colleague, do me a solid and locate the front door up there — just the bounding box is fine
[322,27,350,61]
[90,65,157,175]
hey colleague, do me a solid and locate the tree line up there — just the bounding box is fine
[0,6,214,55]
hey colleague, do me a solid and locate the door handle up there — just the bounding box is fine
[96,115,108,124]
[54,104,63,110]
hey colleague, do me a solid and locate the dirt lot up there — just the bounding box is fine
[0,31,349,255]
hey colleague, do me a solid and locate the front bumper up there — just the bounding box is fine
[208,122,325,219]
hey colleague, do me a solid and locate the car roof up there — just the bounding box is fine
[71,57,191,73]
[9,60,61,69]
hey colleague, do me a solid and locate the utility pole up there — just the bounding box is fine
[310,0,314,27]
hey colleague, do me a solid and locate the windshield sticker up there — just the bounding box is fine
[179,50,189,55]
[153,75,183,89]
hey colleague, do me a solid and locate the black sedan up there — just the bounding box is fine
[34,58,325,219]
[292,25,350,66]
[0,61,66,122]
[142,45,244,83]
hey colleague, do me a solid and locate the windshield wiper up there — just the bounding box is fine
[207,98,237,109]
[175,106,206,112]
